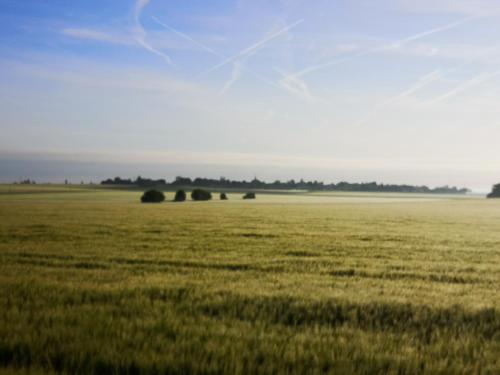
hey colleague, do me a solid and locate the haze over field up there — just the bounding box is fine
[1,0,500,191]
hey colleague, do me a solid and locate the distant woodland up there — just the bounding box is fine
[101,176,470,194]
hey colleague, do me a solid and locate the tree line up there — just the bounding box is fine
[101,176,470,194]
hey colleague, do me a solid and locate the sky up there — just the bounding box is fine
[1,0,500,191]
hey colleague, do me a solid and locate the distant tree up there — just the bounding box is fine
[191,189,212,201]
[220,192,228,200]
[174,190,186,202]
[141,189,165,203]
[136,176,166,187]
[172,176,192,186]
[243,192,256,199]
[487,183,500,198]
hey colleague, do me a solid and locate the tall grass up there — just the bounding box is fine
[0,186,500,373]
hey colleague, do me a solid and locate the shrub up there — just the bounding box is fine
[487,183,500,198]
[220,193,228,200]
[141,189,165,203]
[174,190,186,202]
[243,192,256,199]
[191,189,212,201]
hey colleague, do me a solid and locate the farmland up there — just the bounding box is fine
[1,186,500,374]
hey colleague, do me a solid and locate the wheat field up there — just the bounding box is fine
[1,186,500,374]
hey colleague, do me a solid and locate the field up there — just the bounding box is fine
[1,186,500,374]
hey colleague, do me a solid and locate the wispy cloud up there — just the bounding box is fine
[133,0,175,67]
[61,28,132,45]
[133,0,150,25]
[2,57,202,95]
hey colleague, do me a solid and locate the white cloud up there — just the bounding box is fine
[61,28,132,45]
[1,57,203,97]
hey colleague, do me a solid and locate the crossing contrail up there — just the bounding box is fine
[283,15,478,82]
[152,16,288,93]
[201,19,304,76]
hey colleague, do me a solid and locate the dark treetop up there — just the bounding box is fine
[487,184,500,198]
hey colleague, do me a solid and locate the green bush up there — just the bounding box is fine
[191,189,212,201]
[220,193,228,200]
[141,190,165,203]
[243,192,256,200]
[487,184,500,198]
[174,190,186,202]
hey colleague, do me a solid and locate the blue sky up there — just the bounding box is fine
[1,0,500,190]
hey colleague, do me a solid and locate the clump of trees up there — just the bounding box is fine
[18,179,36,185]
[487,184,500,198]
[141,189,165,203]
[243,192,256,199]
[191,189,212,201]
[220,193,228,200]
[174,190,186,202]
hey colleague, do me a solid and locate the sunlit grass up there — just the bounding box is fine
[1,185,499,373]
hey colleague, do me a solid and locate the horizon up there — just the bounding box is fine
[1,0,500,192]
[0,150,493,192]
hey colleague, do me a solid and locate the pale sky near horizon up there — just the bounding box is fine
[1,0,500,191]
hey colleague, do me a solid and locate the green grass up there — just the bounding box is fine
[1,185,500,374]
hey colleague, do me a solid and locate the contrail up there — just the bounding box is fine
[220,63,243,95]
[426,45,500,104]
[354,70,442,126]
[134,0,150,22]
[202,19,304,75]
[152,16,220,56]
[133,0,175,67]
[284,15,478,81]
[382,70,442,106]
[355,44,500,125]
[430,70,500,104]
[152,16,285,93]
[135,37,175,66]
[388,15,479,49]
[274,67,325,104]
